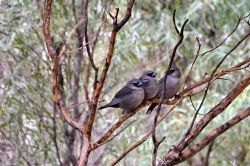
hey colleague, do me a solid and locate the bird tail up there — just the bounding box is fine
[146,103,157,114]
[98,101,119,110]
[98,104,109,110]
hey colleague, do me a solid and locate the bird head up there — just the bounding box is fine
[143,70,157,78]
[139,70,157,84]
[127,78,143,88]
[167,66,181,78]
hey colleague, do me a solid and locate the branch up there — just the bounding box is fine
[52,104,62,166]
[91,56,250,153]
[204,141,214,166]
[111,96,185,165]
[43,0,57,60]
[82,0,99,90]
[176,107,250,164]
[200,13,250,56]
[182,37,201,91]
[83,0,98,71]
[180,56,250,96]
[79,0,135,164]
[179,30,250,145]
[152,10,188,166]
[78,135,90,166]
[159,76,250,166]
[43,0,86,133]
[110,60,249,165]
[93,120,136,150]
[116,0,135,31]
[91,98,176,150]
[86,0,135,139]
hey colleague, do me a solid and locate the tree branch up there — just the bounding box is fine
[43,0,57,60]
[110,59,249,165]
[86,0,136,140]
[204,140,214,166]
[79,1,136,164]
[178,30,250,147]
[90,55,250,154]
[159,76,250,166]
[200,13,250,56]
[152,10,188,166]
[91,98,176,150]
[78,135,90,166]
[182,37,201,91]
[176,107,250,164]
[43,0,86,133]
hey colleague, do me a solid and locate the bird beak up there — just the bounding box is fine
[152,72,157,77]
[141,79,149,84]
[138,81,143,86]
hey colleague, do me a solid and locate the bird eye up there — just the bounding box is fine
[147,72,157,77]
[168,69,175,74]
[133,82,142,87]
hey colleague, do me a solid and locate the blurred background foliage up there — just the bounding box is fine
[0,0,250,165]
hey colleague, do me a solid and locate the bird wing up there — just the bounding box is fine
[114,86,133,98]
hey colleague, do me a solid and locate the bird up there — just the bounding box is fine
[146,65,181,114]
[98,78,145,114]
[139,70,159,100]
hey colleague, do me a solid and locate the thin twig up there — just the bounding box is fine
[176,107,250,165]
[182,37,201,91]
[179,30,250,148]
[159,76,250,166]
[94,120,136,149]
[151,10,188,166]
[91,98,175,150]
[53,103,63,166]
[65,100,105,110]
[200,13,250,56]
[84,1,136,164]
[204,141,214,166]
[43,0,57,60]
[92,57,250,152]
[110,58,250,165]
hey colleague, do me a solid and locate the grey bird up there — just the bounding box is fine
[146,65,181,114]
[139,71,159,100]
[98,78,145,113]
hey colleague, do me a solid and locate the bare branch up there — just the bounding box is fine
[110,96,185,165]
[151,10,188,165]
[110,57,250,165]
[200,13,250,56]
[86,0,136,140]
[78,135,90,166]
[82,1,136,163]
[182,37,201,91]
[172,10,180,34]
[43,0,86,133]
[83,0,98,71]
[52,104,62,166]
[159,76,250,166]
[116,0,135,31]
[91,98,176,150]
[179,30,250,146]
[43,0,57,60]
[204,141,214,166]
[93,120,136,149]
[176,107,250,164]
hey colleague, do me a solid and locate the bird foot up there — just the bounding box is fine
[174,94,181,99]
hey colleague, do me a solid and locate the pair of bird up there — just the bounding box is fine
[99,65,181,114]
